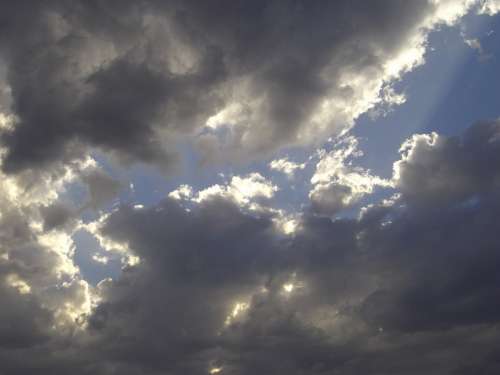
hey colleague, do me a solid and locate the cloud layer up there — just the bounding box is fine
[1,1,500,374]
[0,120,499,374]
[0,0,479,172]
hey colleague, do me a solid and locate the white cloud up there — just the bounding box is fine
[269,157,306,178]
[168,184,194,200]
[6,273,32,294]
[272,212,302,236]
[80,215,137,266]
[194,173,278,207]
[392,132,441,184]
[479,0,500,15]
[309,137,392,215]
[461,28,493,61]
[0,112,15,131]
[92,253,109,265]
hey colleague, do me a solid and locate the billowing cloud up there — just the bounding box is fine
[1,2,500,374]
[0,155,96,372]
[169,173,278,210]
[309,136,392,215]
[2,120,489,374]
[393,120,500,206]
[481,0,500,14]
[269,157,306,179]
[0,0,485,173]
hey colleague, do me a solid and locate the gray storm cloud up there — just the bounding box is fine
[83,121,500,374]
[1,1,500,375]
[1,121,499,374]
[0,0,475,172]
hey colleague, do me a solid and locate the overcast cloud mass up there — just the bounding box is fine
[1,1,500,374]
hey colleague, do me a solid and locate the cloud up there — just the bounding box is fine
[169,173,278,210]
[3,119,500,372]
[0,120,479,373]
[480,0,500,15]
[309,136,391,215]
[39,202,76,231]
[0,148,126,372]
[54,120,495,374]
[168,184,194,201]
[269,157,306,179]
[393,120,500,207]
[80,169,122,210]
[0,0,485,174]
[0,158,95,370]
[1,2,500,374]
[462,32,493,61]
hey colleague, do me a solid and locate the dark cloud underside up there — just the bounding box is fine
[1,0,438,172]
[1,121,499,374]
[1,1,500,374]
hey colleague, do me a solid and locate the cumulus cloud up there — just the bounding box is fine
[269,157,306,178]
[309,137,392,215]
[0,0,487,173]
[0,120,500,373]
[0,138,134,372]
[2,2,500,374]
[168,184,194,201]
[169,173,278,210]
[0,120,486,374]
[480,0,500,14]
[0,154,96,371]
[393,120,500,206]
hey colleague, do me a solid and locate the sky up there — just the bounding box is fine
[1,1,500,374]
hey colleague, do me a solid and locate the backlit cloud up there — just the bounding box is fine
[1,1,500,374]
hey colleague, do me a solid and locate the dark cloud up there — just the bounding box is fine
[1,120,500,372]
[0,283,53,349]
[81,169,122,209]
[0,162,95,374]
[39,202,75,231]
[357,121,500,333]
[73,121,500,374]
[394,120,500,207]
[0,0,458,173]
[1,1,500,374]
[37,168,123,230]
[309,183,354,216]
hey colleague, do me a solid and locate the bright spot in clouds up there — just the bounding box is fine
[283,283,295,293]
[6,274,31,294]
[269,157,306,178]
[225,302,250,326]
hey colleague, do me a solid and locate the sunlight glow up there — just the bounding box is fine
[224,302,249,326]
[283,283,295,293]
[6,274,31,294]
